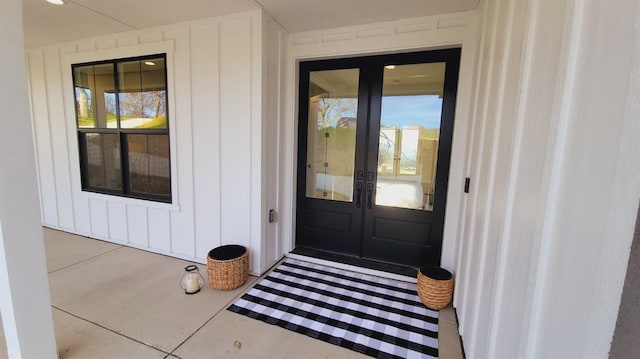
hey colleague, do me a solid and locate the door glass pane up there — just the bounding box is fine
[118,58,168,129]
[305,69,359,202]
[127,134,171,197]
[375,62,446,210]
[84,133,122,190]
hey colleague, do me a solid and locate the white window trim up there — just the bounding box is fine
[62,40,181,211]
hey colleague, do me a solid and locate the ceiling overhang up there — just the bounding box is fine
[23,0,479,48]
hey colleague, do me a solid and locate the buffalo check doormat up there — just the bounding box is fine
[227,257,439,358]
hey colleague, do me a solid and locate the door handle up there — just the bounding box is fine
[367,183,373,209]
[355,182,363,208]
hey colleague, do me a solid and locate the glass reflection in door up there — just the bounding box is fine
[305,69,359,202]
[376,63,446,210]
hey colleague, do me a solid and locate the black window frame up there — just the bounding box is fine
[72,54,172,203]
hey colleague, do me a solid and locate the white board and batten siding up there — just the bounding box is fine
[27,10,286,275]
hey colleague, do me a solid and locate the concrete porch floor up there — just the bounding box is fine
[0,228,463,358]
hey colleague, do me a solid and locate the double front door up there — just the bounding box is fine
[295,49,460,268]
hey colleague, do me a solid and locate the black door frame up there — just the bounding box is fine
[295,48,461,269]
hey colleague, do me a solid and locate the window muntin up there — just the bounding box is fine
[73,54,171,202]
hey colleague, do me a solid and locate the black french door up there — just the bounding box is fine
[295,49,460,268]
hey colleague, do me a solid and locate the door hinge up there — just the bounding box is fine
[268,209,277,223]
[464,177,470,193]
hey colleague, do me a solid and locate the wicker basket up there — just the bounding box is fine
[417,267,454,310]
[207,245,249,290]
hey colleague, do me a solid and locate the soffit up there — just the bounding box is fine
[22,0,479,48]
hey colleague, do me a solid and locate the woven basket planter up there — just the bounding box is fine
[417,267,454,310]
[207,245,249,291]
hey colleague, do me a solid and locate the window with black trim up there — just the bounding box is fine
[72,54,171,202]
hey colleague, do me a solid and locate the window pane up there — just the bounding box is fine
[118,58,168,129]
[84,133,122,190]
[74,64,116,128]
[74,66,95,128]
[305,68,359,202]
[127,134,171,197]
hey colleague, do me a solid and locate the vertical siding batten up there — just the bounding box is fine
[485,0,534,357]
[263,16,286,270]
[216,21,224,261]
[491,1,553,357]
[44,48,75,232]
[468,1,521,356]
[523,1,579,355]
[190,21,222,260]
[219,17,253,263]
[165,27,197,259]
[439,11,478,272]
[25,52,45,225]
[215,22,224,262]
[252,13,264,272]
[58,44,79,233]
[455,1,496,346]
[462,0,504,353]
[452,11,485,320]
[29,50,59,228]
[250,13,264,274]
[280,38,297,262]
[274,24,286,261]
[260,15,269,269]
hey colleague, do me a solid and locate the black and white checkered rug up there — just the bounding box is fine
[227,257,439,358]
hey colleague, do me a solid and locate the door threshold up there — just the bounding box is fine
[288,248,418,283]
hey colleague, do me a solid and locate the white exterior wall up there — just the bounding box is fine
[27,10,285,275]
[455,0,640,358]
[529,1,640,356]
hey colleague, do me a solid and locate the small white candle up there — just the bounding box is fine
[185,274,200,293]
